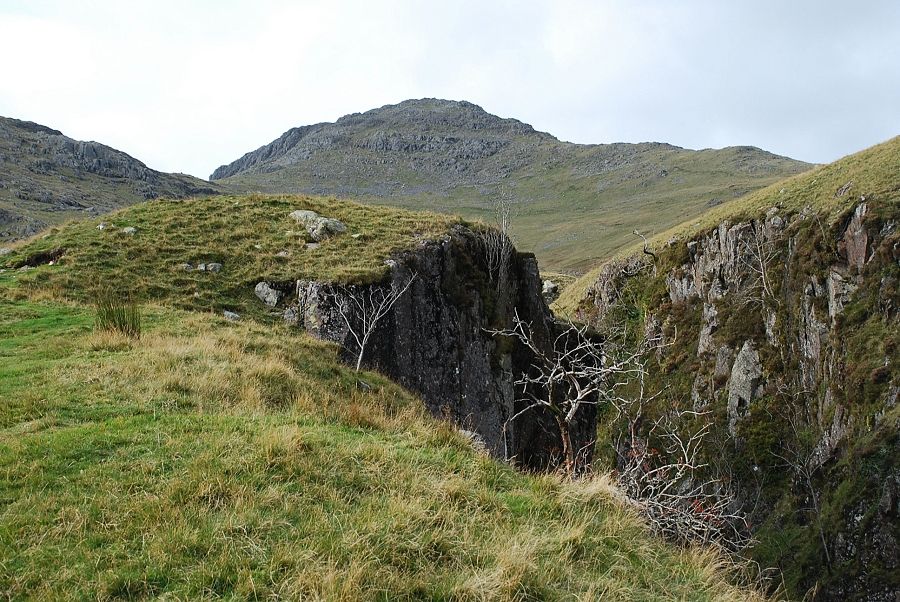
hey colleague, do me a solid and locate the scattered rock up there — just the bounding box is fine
[542,279,559,303]
[356,379,373,392]
[196,263,206,271]
[180,263,193,271]
[305,243,320,251]
[276,250,290,258]
[97,222,108,231]
[254,281,282,307]
[458,429,488,453]
[351,233,362,239]
[18,265,33,272]
[282,306,299,325]
[697,302,718,355]
[0,247,11,256]
[289,209,347,241]
[122,226,137,235]
[835,180,854,197]
[206,262,222,273]
[223,310,240,321]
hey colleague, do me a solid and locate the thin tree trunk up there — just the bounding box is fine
[556,415,574,477]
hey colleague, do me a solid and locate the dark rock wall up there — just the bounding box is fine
[276,226,595,469]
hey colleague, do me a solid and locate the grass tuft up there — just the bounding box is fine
[94,289,142,338]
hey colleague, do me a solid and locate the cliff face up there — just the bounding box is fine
[259,225,595,469]
[570,195,899,599]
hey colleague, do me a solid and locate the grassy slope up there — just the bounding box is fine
[221,137,808,275]
[1,195,461,319]
[557,135,900,313]
[0,285,764,600]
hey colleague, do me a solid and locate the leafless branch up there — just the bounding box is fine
[329,274,417,372]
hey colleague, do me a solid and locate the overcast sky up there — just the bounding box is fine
[1,1,898,179]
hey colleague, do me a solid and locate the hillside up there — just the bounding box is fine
[0,197,764,600]
[0,116,221,240]
[556,137,900,600]
[1,194,459,317]
[211,99,812,273]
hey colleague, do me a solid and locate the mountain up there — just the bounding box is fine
[211,98,812,272]
[0,116,221,240]
[556,137,900,600]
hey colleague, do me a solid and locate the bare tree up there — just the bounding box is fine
[330,274,417,372]
[492,311,653,476]
[615,408,752,552]
[481,194,514,294]
[740,222,779,306]
[632,229,658,263]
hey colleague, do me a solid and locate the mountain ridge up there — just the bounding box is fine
[0,116,222,240]
[211,98,812,272]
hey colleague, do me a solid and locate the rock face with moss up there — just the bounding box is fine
[562,139,900,600]
[259,225,594,469]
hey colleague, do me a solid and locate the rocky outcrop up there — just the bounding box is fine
[257,225,594,470]
[573,200,899,600]
[727,341,763,436]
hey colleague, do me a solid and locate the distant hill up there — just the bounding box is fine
[0,116,221,240]
[212,98,812,272]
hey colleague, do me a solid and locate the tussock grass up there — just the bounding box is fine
[94,289,142,338]
[0,295,769,600]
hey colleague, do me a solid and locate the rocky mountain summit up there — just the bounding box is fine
[0,116,220,240]
[212,98,812,272]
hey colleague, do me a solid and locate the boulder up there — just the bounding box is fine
[289,209,347,241]
[206,262,222,273]
[282,306,299,325]
[254,281,282,307]
[223,310,240,321]
[542,279,560,303]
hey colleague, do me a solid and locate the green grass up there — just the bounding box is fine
[0,291,766,600]
[1,194,462,319]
